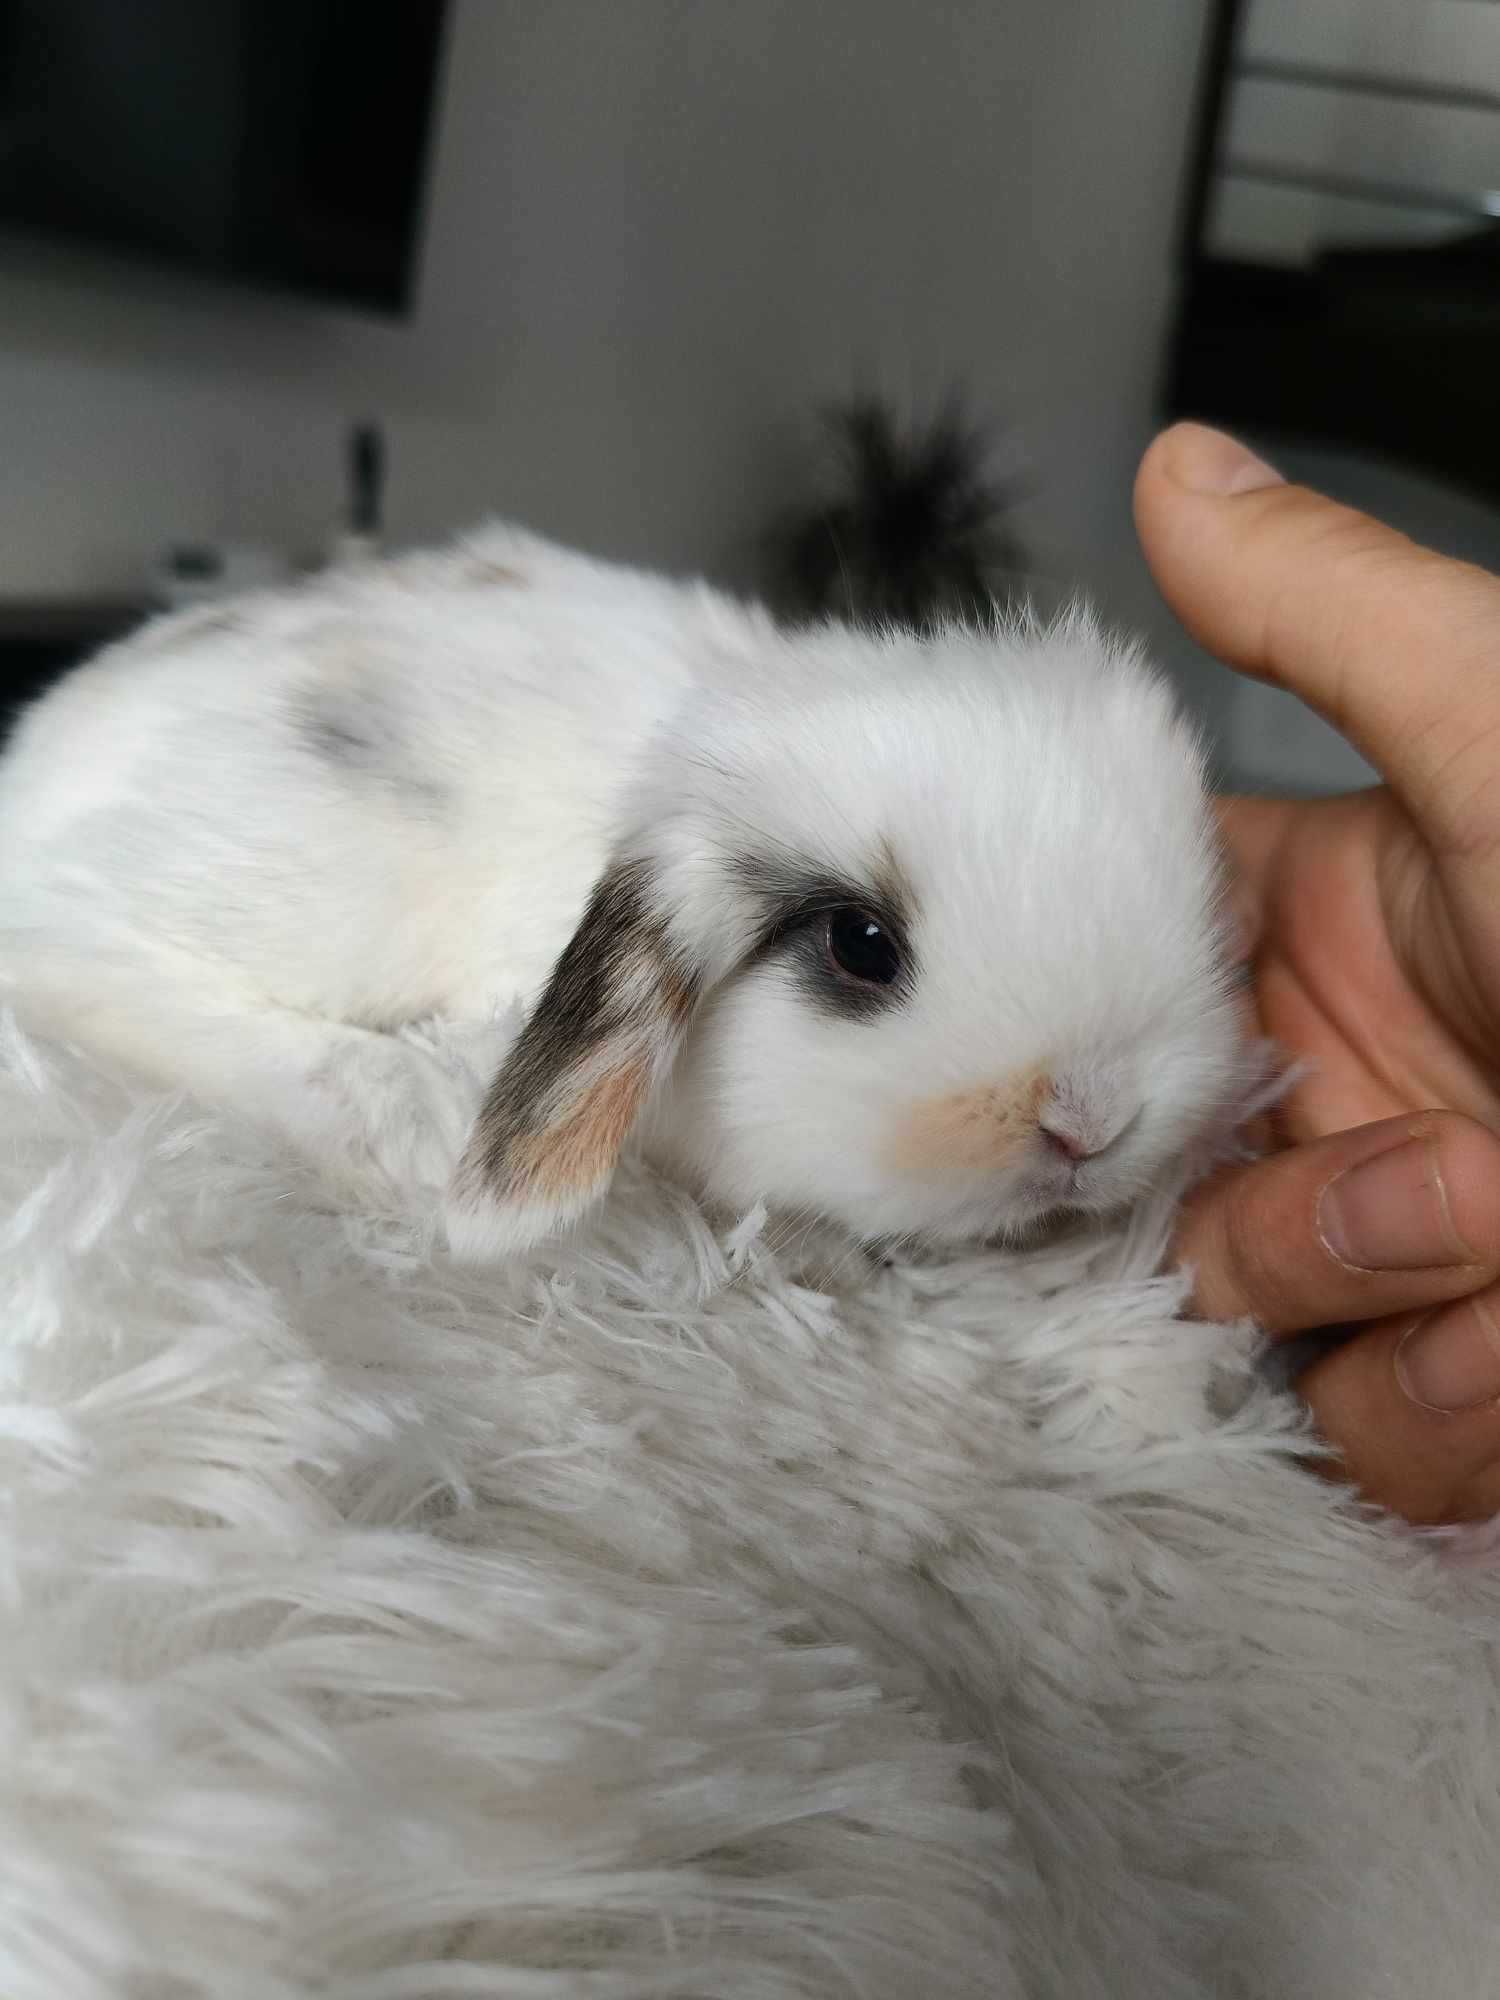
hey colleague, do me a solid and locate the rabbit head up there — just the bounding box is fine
[447,613,1245,1258]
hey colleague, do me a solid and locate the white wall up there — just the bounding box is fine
[0,0,1211,648]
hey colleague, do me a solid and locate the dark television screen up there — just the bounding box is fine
[0,0,449,315]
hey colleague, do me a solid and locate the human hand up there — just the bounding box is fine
[1135,422,1500,1525]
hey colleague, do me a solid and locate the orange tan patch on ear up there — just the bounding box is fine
[445,858,698,1261]
[886,1067,1051,1176]
[494,1057,649,1208]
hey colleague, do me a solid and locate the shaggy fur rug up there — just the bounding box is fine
[3,1015,1500,2000]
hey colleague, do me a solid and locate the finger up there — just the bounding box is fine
[1215,795,1295,918]
[1173,1111,1500,1335]
[1134,423,1500,852]
[1219,858,1265,970]
[1300,1287,1500,1523]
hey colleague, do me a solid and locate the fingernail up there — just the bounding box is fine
[1396,1301,1500,1413]
[1317,1134,1475,1272]
[1165,423,1284,497]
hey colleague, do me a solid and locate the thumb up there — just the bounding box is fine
[1134,424,1500,850]
[1173,1111,1500,1335]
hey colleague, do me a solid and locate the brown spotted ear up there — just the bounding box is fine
[445,860,699,1259]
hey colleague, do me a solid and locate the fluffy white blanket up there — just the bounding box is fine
[3,1016,1499,2000]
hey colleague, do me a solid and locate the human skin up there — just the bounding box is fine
[1135,422,1500,1525]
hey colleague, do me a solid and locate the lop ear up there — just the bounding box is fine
[445,859,699,1260]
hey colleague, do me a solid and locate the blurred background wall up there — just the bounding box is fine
[2,0,1496,790]
[0,1,1207,630]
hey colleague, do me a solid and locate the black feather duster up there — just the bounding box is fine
[767,395,1027,631]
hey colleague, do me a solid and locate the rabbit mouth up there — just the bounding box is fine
[994,1178,1141,1245]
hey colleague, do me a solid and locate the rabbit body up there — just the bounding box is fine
[0,525,1245,1257]
[0,529,710,1195]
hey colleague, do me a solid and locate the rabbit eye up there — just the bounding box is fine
[826,906,903,986]
[734,858,912,1016]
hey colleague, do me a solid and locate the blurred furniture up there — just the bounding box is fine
[1168,0,1500,509]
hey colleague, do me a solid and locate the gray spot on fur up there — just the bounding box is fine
[463,556,526,586]
[292,685,451,818]
[145,604,245,654]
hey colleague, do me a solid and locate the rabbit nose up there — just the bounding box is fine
[1037,1089,1141,1164]
[1038,1118,1099,1164]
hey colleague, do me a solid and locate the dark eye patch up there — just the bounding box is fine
[731,853,914,1021]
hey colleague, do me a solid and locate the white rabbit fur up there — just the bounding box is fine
[0,524,1246,1258]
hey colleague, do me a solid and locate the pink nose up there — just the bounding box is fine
[1038,1118,1099,1164]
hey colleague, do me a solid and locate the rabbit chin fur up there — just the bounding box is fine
[0,523,1246,1260]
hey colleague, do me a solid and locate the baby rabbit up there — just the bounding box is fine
[0,526,1245,1258]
